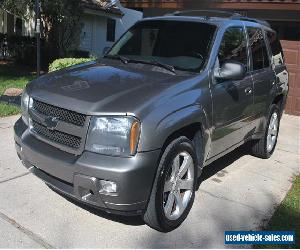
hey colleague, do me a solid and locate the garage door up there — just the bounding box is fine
[281,40,300,116]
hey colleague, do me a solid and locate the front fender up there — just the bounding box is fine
[138,104,211,160]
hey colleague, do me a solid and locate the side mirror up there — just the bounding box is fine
[214,60,246,81]
[102,46,111,56]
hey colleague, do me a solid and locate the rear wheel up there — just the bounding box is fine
[250,104,280,159]
[143,137,198,232]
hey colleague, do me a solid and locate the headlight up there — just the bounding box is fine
[21,90,30,125]
[85,116,141,157]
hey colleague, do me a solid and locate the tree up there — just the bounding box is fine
[0,0,32,18]
[0,0,83,58]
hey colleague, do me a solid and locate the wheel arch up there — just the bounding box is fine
[153,105,211,170]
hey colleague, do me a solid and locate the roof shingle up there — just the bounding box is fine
[81,0,123,15]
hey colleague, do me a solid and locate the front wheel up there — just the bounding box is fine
[143,137,198,232]
[250,104,281,159]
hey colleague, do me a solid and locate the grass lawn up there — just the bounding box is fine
[0,62,36,117]
[256,175,300,249]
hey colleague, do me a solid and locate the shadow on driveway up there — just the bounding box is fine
[197,143,250,188]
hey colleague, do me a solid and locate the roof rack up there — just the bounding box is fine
[231,16,271,27]
[166,9,271,27]
[166,9,242,19]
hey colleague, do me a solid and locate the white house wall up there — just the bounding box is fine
[0,9,7,34]
[93,15,108,57]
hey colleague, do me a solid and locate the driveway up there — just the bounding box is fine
[0,114,299,248]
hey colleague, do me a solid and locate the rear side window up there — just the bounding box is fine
[267,31,284,66]
[247,28,270,71]
[218,27,248,68]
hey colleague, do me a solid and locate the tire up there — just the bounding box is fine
[143,136,198,232]
[250,104,281,159]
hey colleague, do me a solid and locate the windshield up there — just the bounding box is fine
[107,20,216,73]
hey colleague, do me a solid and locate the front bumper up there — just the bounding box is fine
[14,118,160,215]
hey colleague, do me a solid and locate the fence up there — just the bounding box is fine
[0,33,43,66]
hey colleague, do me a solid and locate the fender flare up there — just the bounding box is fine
[139,104,212,161]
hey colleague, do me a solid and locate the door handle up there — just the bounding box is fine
[245,87,252,95]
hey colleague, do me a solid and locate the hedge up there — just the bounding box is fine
[49,58,94,72]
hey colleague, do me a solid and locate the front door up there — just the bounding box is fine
[210,26,254,157]
[80,19,93,53]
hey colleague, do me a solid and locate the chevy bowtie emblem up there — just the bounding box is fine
[45,116,59,130]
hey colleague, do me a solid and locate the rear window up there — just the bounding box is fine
[266,31,284,66]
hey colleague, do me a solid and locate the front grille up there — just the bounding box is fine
[33,99,86,127]
[32,121,81,149]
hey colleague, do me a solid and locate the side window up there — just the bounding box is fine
[247,27,270,71]
[218,27,248,68]
[266,31,284,66]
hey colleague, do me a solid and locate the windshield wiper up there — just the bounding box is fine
[104,54,130,64]
[148,59,176,74]
[105,55,176,74]
[127,58,176,74]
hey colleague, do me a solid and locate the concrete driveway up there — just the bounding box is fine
[0,114,299,248]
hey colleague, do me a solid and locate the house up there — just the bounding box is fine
[0,0,142,56]
[121,0,300,116]
[0,9,35,37]
[80,0,143,56]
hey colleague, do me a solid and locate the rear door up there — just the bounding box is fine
[247,27,277,125]
[266,31,289,113]
[210,26,254,156]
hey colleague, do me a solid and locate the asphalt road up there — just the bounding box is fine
[0,115,299,248]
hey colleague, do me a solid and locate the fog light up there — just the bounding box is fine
[99,180,118,195]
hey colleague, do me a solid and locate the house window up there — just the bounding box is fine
[107,18,116,42]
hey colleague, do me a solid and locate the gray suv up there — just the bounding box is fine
[14,11,289,232]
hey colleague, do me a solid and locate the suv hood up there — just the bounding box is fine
[27,60,195,115]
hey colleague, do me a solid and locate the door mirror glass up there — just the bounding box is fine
[214,60,246,81]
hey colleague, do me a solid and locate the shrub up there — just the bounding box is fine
[49,58,94,72]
